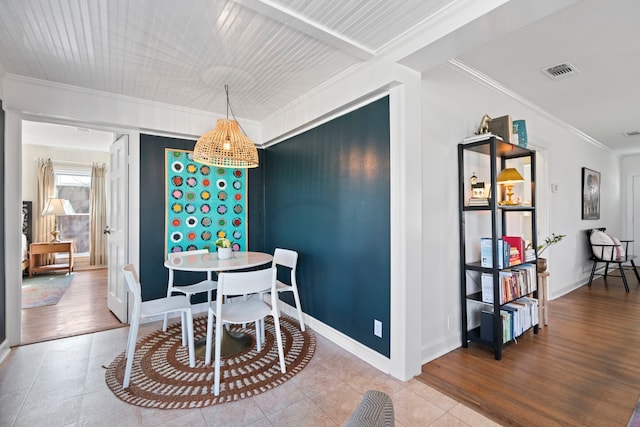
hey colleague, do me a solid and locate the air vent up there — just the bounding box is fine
[624,131,640,137]
[541,62,580,80]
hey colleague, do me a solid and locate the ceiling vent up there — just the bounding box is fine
[623,131,640,137]
[541,62,580,80]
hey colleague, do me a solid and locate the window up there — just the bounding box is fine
[55,170,91,255]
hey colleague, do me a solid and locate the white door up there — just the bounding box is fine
[107,134,129,322]
[634,175,640,257]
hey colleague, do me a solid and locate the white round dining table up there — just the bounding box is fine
[164,251,274,358]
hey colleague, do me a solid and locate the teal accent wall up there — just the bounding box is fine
[263,97,391,357]
[138,96,390,357]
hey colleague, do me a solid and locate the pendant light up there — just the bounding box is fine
[193,85,259,168]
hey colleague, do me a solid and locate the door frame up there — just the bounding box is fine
[3,113,137,346]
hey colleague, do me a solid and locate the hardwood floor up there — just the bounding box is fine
[21,268,126,345]
[418,270,640,426]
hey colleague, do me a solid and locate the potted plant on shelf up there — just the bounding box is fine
[215,237,233,260]
[535,233,566,272]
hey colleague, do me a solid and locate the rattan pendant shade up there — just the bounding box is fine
[193,119,259,168]
[193,84,259,168]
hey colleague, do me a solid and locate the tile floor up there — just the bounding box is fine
[0,322,500,426]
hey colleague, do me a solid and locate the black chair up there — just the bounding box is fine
[586,228,640,292]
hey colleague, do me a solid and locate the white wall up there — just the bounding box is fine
[418,63,621,363]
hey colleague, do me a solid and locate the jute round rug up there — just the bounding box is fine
[105,314,316,409]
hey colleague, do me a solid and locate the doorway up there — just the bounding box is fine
[20,120,124,344]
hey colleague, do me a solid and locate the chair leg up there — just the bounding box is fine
[205,308,215,366]
[271,314,286,374]
[185,309,195,368]
[123,316,140,389]
[255,320,262,351]
[604,262,610,279]
[618,262,630,292]
[181,312,188,346]
[290,287,305,332]
[213,309,223,396]
[588,261,598,287]
[630,259,640,283]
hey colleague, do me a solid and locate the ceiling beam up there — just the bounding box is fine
[233,0,375,61]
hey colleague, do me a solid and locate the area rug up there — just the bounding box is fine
[629,397,640,427]
[21,273,74,309]
[105,314,316,409]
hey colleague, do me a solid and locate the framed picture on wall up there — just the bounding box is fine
[582,167,600,220]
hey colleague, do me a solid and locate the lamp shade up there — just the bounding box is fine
[496,167,524,184]
[193,119,259,168]
[41,198,75,216]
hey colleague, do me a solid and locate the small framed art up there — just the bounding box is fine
[581,167,600,220]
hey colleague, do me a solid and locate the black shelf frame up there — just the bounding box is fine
[458,136,539,360]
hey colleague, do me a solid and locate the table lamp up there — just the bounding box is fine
[497,168,524,206]
[42,198,74,242]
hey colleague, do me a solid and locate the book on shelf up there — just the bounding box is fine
[487,115,513,144]
[480,238,509,269]
[503,236,525,265]
[468,197,489,206]
[482,263,537,304]
[462,132,502,143]
[481,296,539,343]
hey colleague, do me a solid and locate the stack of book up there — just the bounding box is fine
[468,197,489,206]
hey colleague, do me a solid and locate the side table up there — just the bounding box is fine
[537,271,550,326]
[29,241,74,277]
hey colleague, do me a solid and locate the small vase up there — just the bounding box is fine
[217,247,232,260]
[537,257,547,273]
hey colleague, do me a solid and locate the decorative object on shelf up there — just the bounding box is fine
[534,233,566,273]
[215,237,232,259]
[41,198,74,242]
[193,84,259,168]
[487,115,513,143]
[513,119,528,147]
[581,167,600,220]
[475,114,492,134]
[497,167,524,206]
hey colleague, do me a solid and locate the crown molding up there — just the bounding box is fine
[447,58,611,152]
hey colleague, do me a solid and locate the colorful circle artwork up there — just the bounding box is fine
[186,244,198,251]
[166,149,247,256]
[171,245,183,253]
[232,242,241,251]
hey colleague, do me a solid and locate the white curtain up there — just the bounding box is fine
[36,158,55,264]
[90,163,108,265]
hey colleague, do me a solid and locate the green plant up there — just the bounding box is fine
[214,237,232,248]
[536,233,566,257]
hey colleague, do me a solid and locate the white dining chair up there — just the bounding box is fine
[271,248,305,331]
[121,264,195,389]
[205,267,286,396]
[163,249,217,331]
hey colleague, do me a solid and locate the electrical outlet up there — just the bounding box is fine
[374,320,383,338]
